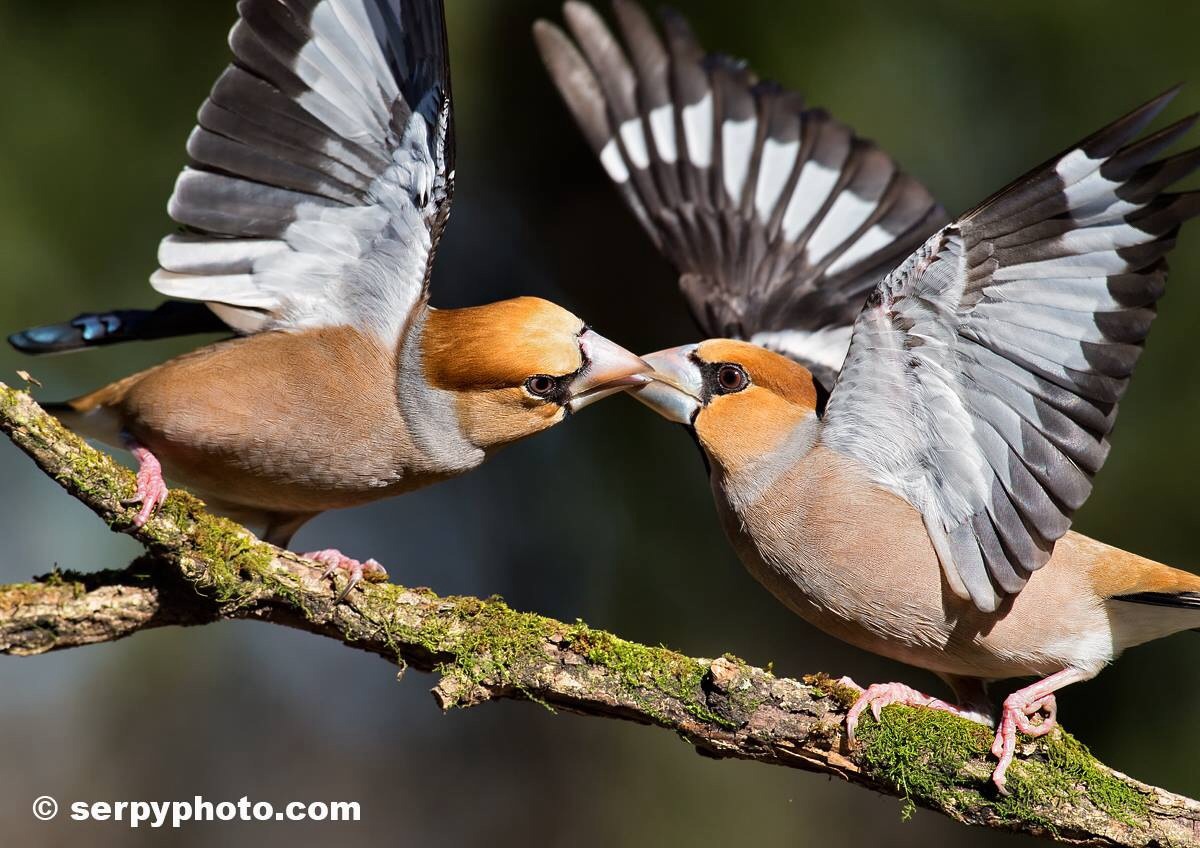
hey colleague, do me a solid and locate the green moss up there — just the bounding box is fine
[857,705,993,819]
[352,594,736,726]
[718,654,767,718]
[187,515,278,607]
[855,705,1149,828]
[565,625,733,727]
[59,441,123,499]
[995,729,1149,828]
[41,568,66,587]
[803,672,861,711]
[441,600,557,702]
[354,589,560,703]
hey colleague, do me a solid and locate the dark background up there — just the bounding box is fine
[3,1,1200,845]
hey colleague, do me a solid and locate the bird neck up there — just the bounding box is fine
[394,306,487,472]
[407,305,567,453]
[707,409,821,514]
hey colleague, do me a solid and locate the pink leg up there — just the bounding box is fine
[121,441,170,528]
[990,668,1090,794]
[303,549,389,601]
[844,677,991,744]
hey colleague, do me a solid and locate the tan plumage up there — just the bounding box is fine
[610,76,1200,791]
[634,338,1200,792]
[692,352,1200,685]
[54,296,645,547]
[12,0,652,596]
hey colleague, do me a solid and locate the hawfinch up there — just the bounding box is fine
[538,1,1200,792]
[7,0,649,595]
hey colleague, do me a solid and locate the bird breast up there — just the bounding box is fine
[712,443,1116,681]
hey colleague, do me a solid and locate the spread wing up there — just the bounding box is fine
[151,0,454,341]
[535,0,947,388]
[821,89,1200,612]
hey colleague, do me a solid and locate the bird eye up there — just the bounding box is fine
[716,364,749,394]
[525,375,557,398]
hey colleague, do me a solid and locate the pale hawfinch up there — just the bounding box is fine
[538,1,1200,792]
[8,0,650,596]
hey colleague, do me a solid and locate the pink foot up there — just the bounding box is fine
[303,549,389,601]
[987,667,1090,793]
[845,680,988,744]
[990,692,1059,794]
[121,443,169,528]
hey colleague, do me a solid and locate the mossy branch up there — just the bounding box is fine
[2,381,1198,846]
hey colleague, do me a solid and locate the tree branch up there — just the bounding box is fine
[2,380,1197,846]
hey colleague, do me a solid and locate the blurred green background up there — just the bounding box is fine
[2,0,1200,845]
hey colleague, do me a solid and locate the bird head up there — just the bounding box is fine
[421,296,649,450]
[627,339,821,474]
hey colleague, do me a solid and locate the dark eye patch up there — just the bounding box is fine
[525,375,557,397]
[698,360,752,400]
[524,340,589,407]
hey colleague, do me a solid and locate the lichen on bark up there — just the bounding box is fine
[2,381,1199,847]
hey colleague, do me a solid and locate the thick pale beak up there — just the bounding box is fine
[627,344,703,424]
[565,329,652,413]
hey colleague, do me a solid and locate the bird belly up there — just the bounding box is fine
[715,445,1117,682]
[105,328,477,515]
[128,424,443,515]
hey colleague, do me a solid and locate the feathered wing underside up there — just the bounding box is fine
[822,88,1200,612]
[152,0,454,340]
[535,0,947,387]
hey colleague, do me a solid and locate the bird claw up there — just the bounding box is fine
[845,681,986,745]
[990,693,1059,794]
[842,678,1062,794]
[304,549,389,601]
[121,443,169,528]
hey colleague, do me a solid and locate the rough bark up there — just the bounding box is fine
[2,380,1198,846]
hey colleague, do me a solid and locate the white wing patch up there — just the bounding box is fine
[151,0,454,342]
[806,191,877,265]
[619,117,652,170]
[599,138,632,183]
[535,1,949,388]
[751,325,854,375]
[782,160,839,240]
[722,117,758,201]
[821,90,1200,612]
[754,137,800,222]
[649,103,678,164]
[825,224,895,276]
[682,92,714,168]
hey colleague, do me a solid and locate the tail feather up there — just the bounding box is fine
[41,370,147,448]
[38,396,122,447]
[1104,590,1200,652]
[8,301,227,355]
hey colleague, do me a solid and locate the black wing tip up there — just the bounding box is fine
[1113,590,1200,610]
[7,329,59,355]
[8,321,96,355]
[1082,84,1186,158]
[9,303,228,355]
[658,5,698,43]
[1154,81,1186,105]
[1128,83,1185,126]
